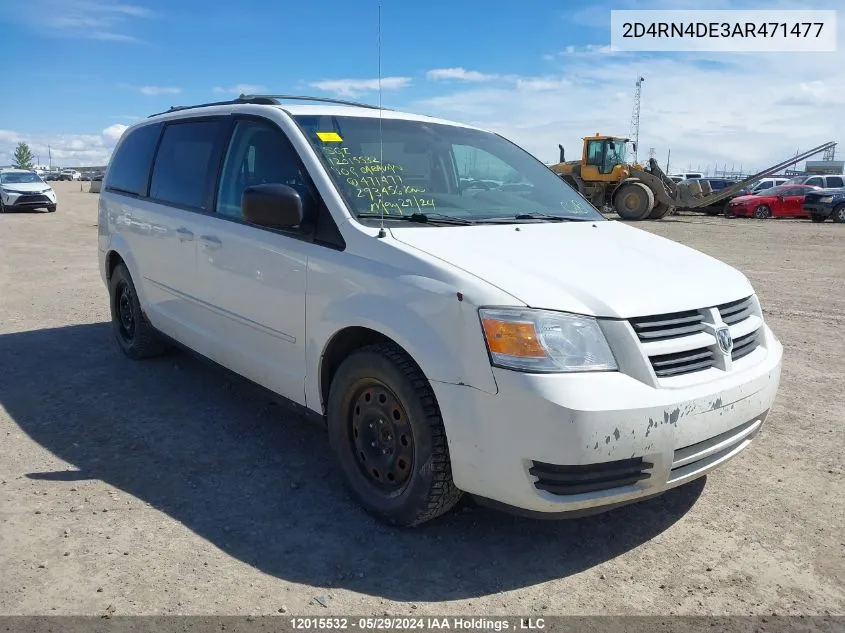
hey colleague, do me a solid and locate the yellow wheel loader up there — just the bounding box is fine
[549,134,836,221]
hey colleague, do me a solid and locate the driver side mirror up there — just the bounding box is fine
[242,183,304,230]
[776,195,784,201]
[608,141,616,150]
[632,142,637,153]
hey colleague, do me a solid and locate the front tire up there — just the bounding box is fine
[108,263,170,359]
[810,213,826,223]
[753,205,771,219]
[326,343,462,527]
[614,182,654,220]
[47,205,56,213]
[833,204,845,223]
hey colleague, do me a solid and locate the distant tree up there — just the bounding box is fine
[12,142,34,170]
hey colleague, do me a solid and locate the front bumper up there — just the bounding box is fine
[803,203,832,218]
[1,190,56,209]
[433,325,783,516]
[726,205,751,216]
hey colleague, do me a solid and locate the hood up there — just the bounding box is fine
[1,181,51,193]
[390,220,753,319]
[730,194,761,204]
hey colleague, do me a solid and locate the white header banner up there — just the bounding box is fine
[610,10,837,52]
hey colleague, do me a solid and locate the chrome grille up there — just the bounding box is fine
[649,346,716,377]
[719,296,754,325]
[731,329,760,362]
[629,309,704,342]
[630,295,764,382]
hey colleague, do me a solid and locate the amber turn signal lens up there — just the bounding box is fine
[481,318,546,358]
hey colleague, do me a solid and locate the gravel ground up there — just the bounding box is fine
[0,181,843,617]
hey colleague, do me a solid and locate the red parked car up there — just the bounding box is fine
[724,184,821,219]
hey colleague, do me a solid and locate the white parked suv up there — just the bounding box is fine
[98,95,783,526]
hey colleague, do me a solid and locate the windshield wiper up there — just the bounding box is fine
[475,212,592,223]
[356,212,474,225]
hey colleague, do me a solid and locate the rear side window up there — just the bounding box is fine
[826,176,843,188]
[105,123,162,196]
[150,120,228,210]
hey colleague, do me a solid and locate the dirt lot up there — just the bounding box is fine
[0,180,843,617]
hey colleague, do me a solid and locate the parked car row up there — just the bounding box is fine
[40,169,104,181]
[671,173,844,223]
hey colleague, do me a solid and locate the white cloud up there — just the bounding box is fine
[308,77,412,97]
[426,68,500,82]
[2,0,154,43]
[0,124,129,168]
[139,85,181,96]
[213,84,268,95]
[102,124,129,142]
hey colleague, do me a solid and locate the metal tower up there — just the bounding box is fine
[629,76,644,163]
[823,143,837,161]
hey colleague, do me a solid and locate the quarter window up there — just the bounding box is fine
[105,123,161,196]
[149,120,226,210]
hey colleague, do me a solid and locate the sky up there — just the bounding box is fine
[1,0,843,172]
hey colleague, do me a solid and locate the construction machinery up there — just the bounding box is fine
[549,135,837,220]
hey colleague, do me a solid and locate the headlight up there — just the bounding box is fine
[479,308,617,373]
[820,196,833,203]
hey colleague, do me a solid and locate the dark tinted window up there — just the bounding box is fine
[216,120,316,220]
[150,120,227,210]
[708,179,727,190]
[105,123,161,196]
[826,176,843,188]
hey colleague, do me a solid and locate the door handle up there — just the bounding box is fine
[199,235,222,250]
[175,227,194,242]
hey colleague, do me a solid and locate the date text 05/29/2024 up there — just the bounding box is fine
[289,617,547,631]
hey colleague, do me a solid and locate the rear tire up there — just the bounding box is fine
[108,263,170,359]
[647,201,672,219]
[326,342,462,527]
[833,204,845,223]
[753,205,771,219]
[614,182,654,220]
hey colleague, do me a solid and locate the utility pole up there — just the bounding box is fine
[629,76,644,164]
[48,144,52,169]
[665,149,671,173]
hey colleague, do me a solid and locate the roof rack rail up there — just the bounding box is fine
[238,94,391,110]
[146,94,392,119]
[146,95,279,118]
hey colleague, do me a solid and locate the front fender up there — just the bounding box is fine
[306,282,499,413]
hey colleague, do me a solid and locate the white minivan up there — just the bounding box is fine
[98,96,783,526]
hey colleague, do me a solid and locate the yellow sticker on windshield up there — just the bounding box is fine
[317,131,343,142]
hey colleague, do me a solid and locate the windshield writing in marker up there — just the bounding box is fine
[319,144,437,214]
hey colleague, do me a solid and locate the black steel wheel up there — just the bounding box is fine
[349,380,414,493]
[108,263,170,359]
[327,343,462,527]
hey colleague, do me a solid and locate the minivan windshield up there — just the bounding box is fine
[0,171,42,185]
[293,115,603,223]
